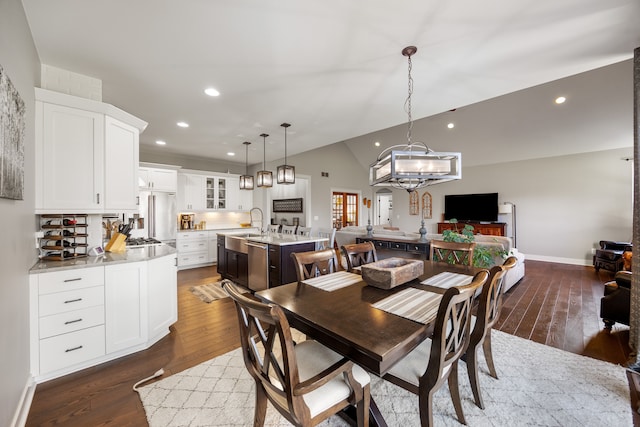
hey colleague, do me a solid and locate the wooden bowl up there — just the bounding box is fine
[361,257,424,289]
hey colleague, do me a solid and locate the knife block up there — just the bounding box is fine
[105,232,127,252]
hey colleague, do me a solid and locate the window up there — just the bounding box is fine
[332,192,359,229]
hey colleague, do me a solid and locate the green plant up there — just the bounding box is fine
[441,219,508,268]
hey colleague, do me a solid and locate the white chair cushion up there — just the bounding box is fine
[386,337,452,387]
[294,340,370,417]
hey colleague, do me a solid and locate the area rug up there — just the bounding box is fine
[189,282,246,303]
[137,330,632,426]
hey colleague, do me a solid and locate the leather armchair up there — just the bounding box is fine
[593,240,632,272]
[600,270,632,329]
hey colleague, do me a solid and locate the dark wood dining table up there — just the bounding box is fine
[256,260,485,426]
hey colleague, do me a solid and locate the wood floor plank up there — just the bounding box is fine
[26,260,635,427]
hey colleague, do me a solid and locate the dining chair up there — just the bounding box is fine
[296,226,312,236]
[268,224,281,233]
[281,225,297,234]
[222,280,370,427]
[382,270,489,427]
[340,242,378,273]
[291,248,341,282]
[316,227,337,250]
[429,240,476,266]
[466,256,518,409]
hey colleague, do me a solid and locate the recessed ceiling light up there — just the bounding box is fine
[177,121,189,128]
[205,87,220,97]
[155,140,166,145]
[227,152,235,156]
[374,141,380,147]
[555,96,566,104]
[447,123,455,129]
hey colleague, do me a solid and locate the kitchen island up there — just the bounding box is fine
[29,245,177,382]
[216,232,328,291]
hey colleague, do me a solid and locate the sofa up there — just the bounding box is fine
[335,225,525,292]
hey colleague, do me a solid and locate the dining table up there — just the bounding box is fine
[256,260,485,427]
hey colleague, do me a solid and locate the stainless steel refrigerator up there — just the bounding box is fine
[134,191,177,244]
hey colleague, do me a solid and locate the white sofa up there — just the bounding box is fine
[335,225,525,292]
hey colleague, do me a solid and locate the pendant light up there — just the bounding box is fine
[277,122,295,184]
[369,46,461,192]
[239,141,254,190]
[256,133,273,187]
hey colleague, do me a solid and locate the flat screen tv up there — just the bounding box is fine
[444,192,498,222]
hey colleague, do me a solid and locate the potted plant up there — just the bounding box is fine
[441,219,508,268]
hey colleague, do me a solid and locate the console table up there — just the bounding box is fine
[356,236,430,260]
[437,222,506,236]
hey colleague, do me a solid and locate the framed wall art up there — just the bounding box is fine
[0,64,25,200]
[422,191,432,219]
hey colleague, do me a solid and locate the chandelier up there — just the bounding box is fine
[239,141,254,190]
[277,122,295,184]
[369,46,461,192]
[256,133,273,188]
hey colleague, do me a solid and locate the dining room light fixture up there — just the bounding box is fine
[277,123,295,184]
[256,133,273,188]
[369,46,461,192]
[239,141,254,190]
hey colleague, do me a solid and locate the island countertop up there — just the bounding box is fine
[29,244,177,274]
[216,230,327,247]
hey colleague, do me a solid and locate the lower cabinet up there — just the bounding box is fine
[147,254,178,342]
[105,262,148,353]
[268,243,315,287]
[225,249,248,287]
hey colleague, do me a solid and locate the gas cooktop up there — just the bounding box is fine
[125,237,163,247]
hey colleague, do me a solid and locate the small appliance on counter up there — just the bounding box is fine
[180,214,194,230]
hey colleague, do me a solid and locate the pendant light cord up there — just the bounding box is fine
[405,51,414,146]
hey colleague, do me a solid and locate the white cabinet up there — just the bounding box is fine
[208,231,218,263]
[139,167,177,192]
[35,88,146,214]
[105,262,148,353]
[176,231,209,268]
[178,173,206,211]
[206,176,228,209]
[104,116,139,211]
[147,253,177,343]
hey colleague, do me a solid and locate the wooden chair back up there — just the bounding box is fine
[281,225,297,234]
[340,242,378,273]
[291,248,341,282]
[222,280,369,426]
[316,227,337,250]
[296,226,312,236]
[429,240,476,266]
[268,224,281,233]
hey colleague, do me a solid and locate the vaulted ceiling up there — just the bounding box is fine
[22,0,640,166]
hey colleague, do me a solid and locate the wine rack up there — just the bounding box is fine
[39,214,89,261]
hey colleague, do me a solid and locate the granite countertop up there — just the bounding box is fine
[29,244,177,274]
[217,230,327,247]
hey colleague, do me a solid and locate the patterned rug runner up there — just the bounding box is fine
[189,282,245,303]
[137,330,632,426]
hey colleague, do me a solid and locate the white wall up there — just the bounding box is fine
[0,0,40,425]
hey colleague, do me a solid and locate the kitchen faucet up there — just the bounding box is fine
[249,207,264,233]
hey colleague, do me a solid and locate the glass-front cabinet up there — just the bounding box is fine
[206,176,227,209]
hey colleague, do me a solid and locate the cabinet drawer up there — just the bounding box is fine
[407,243,428,253]
[38,267,104,295]
[373,240,389,249]
[389,242,407,251]
[39,306,105,339]
[39,286,104,317]
[39,325,106,374]
[178,251,209,266]
[177,231,208,240]
[177,240,208,253]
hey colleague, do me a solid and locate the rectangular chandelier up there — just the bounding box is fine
[369,150,462,187]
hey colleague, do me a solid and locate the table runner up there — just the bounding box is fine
[421,271,473,289]
[302,271,362,291]
[373,288,442,324]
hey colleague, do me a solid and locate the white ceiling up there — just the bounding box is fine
[21,0,640,166]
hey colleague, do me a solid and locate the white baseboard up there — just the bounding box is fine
[10,375,36,427]
[525,254,592,266]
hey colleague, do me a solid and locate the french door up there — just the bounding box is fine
[332,192,359,229]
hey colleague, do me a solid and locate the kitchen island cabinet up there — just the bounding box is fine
[29,246,177,382]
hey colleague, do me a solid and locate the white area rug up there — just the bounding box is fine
[137,330,632,426]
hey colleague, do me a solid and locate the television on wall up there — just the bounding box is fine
[444,192,499,222]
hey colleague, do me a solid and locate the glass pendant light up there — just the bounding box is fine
[277,123,295,184]
[256,133,273,188]
[239,141,254,190]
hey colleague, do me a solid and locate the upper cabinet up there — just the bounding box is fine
[139,166,178,192]
[177,170,252,212]
[35,88,147,214]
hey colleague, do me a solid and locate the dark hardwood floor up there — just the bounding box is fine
[26,260,636,426]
